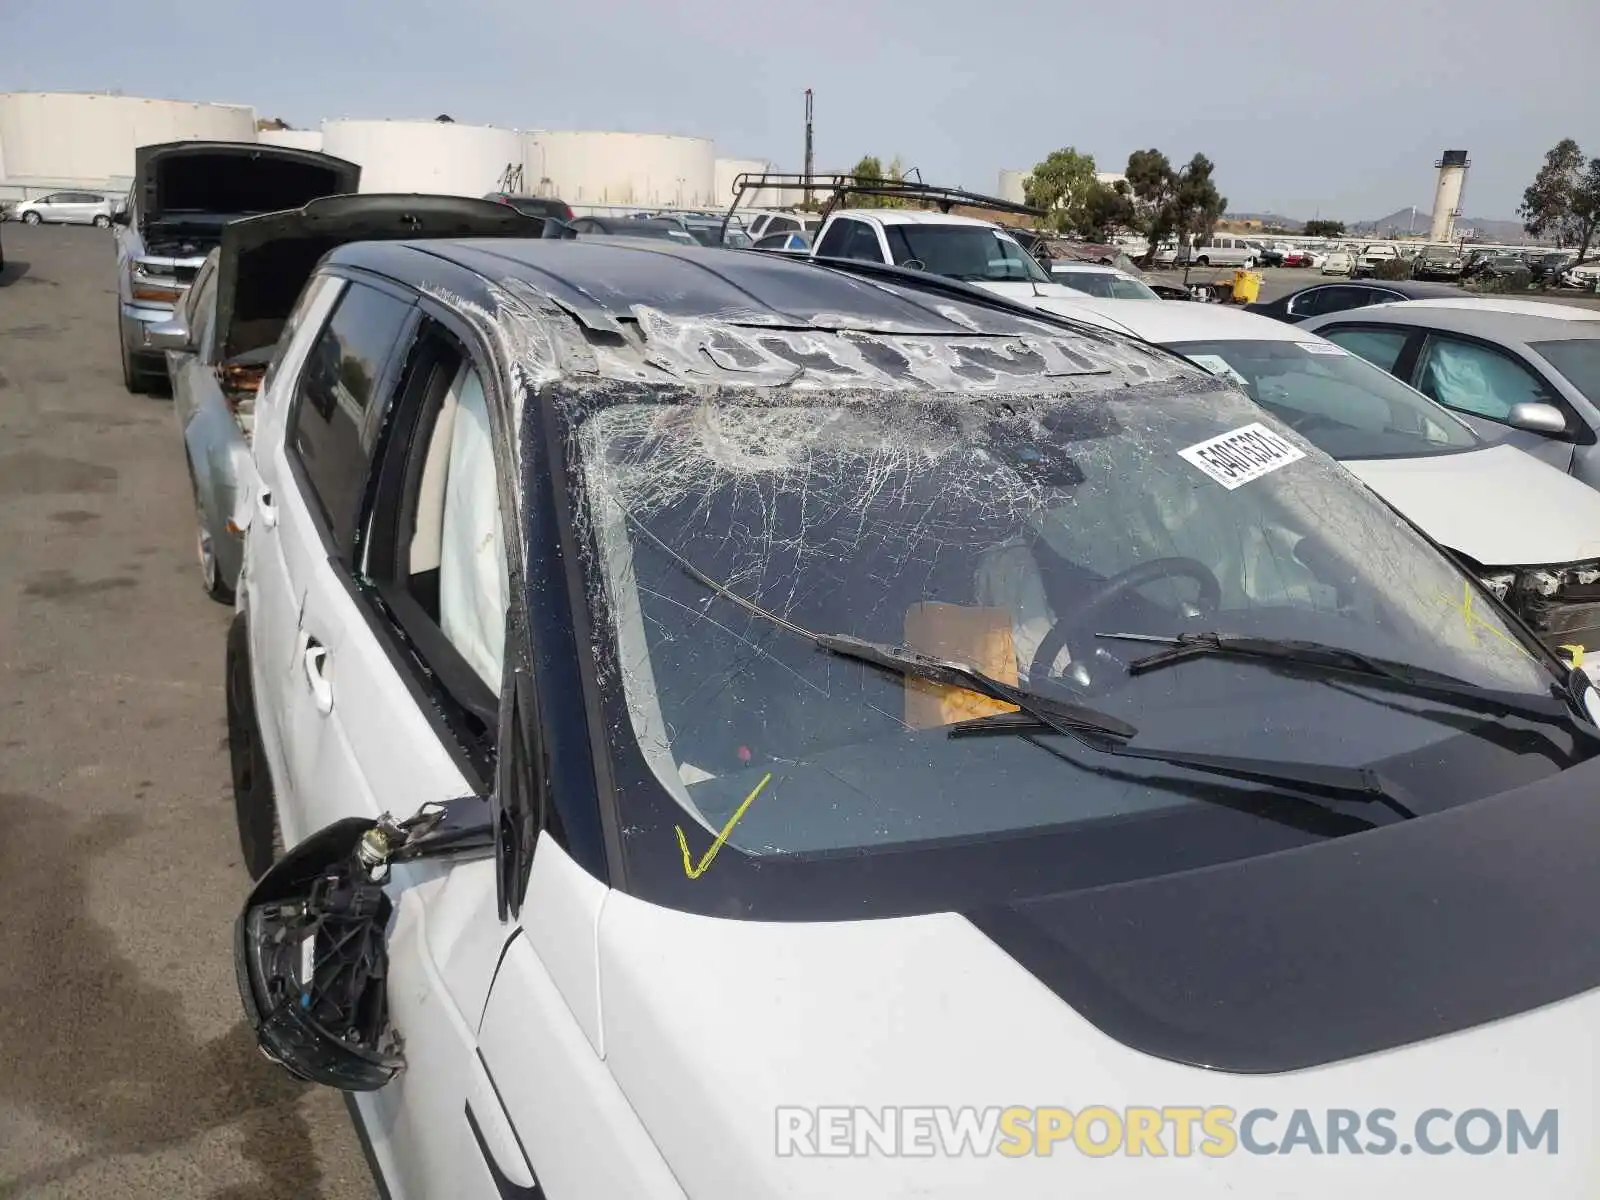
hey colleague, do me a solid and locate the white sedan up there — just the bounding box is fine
[1041,297,1600,665]
[1321,249,1355,275]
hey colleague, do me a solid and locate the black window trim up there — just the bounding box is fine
[356,304,511,791]
[1408,327,1593,446]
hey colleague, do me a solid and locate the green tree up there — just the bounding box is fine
[1170,153,1227,250]
[1123,149,1179,261]
[1520,139,1584,244]
[1303,219,1346,238]
[1521,140,1600,264]
[1075,178,1135,242]
[849,154,910,208]
[1024,147,1098,233]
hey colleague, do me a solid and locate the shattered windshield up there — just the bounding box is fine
[570,370,1553,862]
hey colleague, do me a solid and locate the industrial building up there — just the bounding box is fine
[0,92,255,194]
[0,91,776,214]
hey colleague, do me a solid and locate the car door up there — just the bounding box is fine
[1409,331,1578,472]
[242,273,349,810]
[278,293,535,1198]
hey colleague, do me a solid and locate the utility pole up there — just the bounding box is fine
[803,88,815,209]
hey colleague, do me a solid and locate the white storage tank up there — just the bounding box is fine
[0,92,256,187]
[258,128,325,154]
[715,157,778,209]
[526,131,715,209]
[322,119,523,197]
[998,169,1030,205]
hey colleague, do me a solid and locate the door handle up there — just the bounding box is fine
[302,638,333,715]
[257,488,278,528]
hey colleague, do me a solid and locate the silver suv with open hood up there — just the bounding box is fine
[148,192,546,599]
[113,140,360,393]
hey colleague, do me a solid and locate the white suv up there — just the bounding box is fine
[228,233,1600,1200]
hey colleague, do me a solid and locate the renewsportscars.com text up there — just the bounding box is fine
[775,1105,1560,1159]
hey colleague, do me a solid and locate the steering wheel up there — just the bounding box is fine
[1028,556,1223,686]
[1280,410,1343,435]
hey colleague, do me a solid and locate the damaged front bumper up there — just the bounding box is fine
[1478,561,1600,673]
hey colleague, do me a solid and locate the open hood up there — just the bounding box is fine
[213,193,546,362]
[134,141,361,228]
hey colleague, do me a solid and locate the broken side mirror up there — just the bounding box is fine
[1507,402,1567,437]
[147,318,193,353]
[235,800,495,1091]
[111,208,130,226]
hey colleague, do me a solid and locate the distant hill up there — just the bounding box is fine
[1353,207,1530,242]
[1223,212,1304,232]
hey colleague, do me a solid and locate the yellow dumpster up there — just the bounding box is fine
[1231,269,1263,304]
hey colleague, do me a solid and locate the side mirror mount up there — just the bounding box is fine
[235,800,493,1091]
[111,208,130,227]
[1507,402,1568,436]
[147,319,193,353]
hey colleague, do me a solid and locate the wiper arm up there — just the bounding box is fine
[950,708,1418,821]
[1099,631,1590,733]
[814,633,1137,743]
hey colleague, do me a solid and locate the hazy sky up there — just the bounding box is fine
[4,0,1596,220]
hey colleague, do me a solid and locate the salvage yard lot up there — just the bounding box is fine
[0,222,370,1199]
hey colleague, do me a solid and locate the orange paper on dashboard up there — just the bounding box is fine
[902,603,1021,729]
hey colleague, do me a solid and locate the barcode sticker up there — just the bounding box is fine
[1180,422,1306,490]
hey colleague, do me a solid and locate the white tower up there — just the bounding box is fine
[1429,150,1469,244]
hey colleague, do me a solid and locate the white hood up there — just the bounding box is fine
[1342,443,1600,566]
[970,281,1142,333]
[597,896,1597,1198]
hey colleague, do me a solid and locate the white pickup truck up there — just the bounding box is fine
[805,208,1104,320]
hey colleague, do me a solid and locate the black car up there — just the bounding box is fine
[482,193,575,226]
[1527,251,1575,285]
[1245,278,1469,323]
[1412,247,1466,281]
[1464,252,1528,282]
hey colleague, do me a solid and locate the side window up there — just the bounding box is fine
[814,219,854,258]
[843,221,886,262]
[1286,288,1331,317]
[1415,335,1562,425]
[288,282,413,557]
[767,216,799,235]
[1320,326,1411,374]
[1294,286,1371,318]
[190,265,220,361]
[367,317,509,774]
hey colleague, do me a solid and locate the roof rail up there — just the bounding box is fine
[718,172,1046,241]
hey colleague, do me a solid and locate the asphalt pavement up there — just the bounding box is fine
[0,222,371,1200]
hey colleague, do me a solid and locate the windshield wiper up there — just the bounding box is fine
[813,632,1137,743]
[628,515,1416,823]
[949,708,1419,821]
[1097,631,1592,732]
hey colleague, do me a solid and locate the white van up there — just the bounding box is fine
[1177,234,1259,267]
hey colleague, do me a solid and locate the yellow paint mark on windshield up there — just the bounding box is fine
[1432,581,1534,660]
[676,771,773,879]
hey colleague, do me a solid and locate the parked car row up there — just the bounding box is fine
[96,147,1600,1199]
